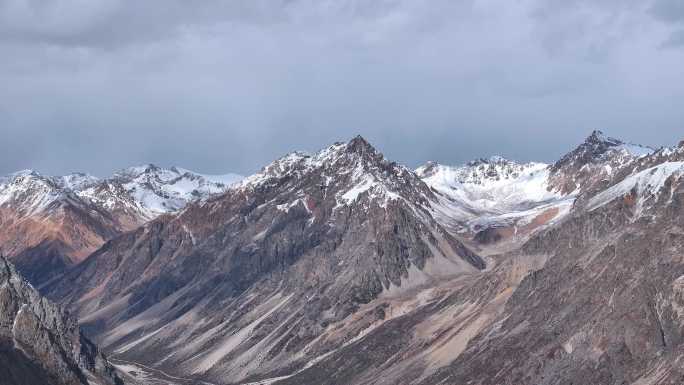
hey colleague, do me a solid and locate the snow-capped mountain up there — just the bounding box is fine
[417,156,573,245]
[79,164,243,220]
[552,130,653,170]
[19,131,684,385]
[416,156,558,214]
[0,165,242,286]
[0,170,78,216]
[0,165,242,219]
[416,131,657,246]
[47,136,484,385]
[548,129,655,194]
[236,138,433,212]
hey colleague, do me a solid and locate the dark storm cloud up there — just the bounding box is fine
[0,0,683,177]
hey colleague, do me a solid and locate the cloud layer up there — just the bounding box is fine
[1,0,683,176]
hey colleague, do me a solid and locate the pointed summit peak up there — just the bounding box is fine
[584,130,622,147]
[586,129,606,141]
[550,130,655,191]
[141,163,162,173]
[346,135,378,157]
[580,130,653,157]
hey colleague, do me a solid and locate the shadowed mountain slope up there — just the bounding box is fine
[0,256,123,385]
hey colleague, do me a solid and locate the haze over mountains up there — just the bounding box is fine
[3,130,684,384]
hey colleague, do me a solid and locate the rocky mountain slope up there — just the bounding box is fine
[416,131,655,249]
[46,136,485,384]
[33,131,684,385]
[270,133,684,385]
[0,166,241,286]
[0,255,123,385]
[548,130,654,195]
[420,143,684,385]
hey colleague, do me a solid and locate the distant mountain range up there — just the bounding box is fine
[4,130,684,385]
[0,165,242,285]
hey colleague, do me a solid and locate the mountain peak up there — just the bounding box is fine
[552,130,653,173]
[346,135,378,157]
[584,129,622,148]
[240,136,390,190]
[586,129,606,142]
[127,163,161,175]
[466,155,514,167]
[11,169,41,178]
[548,130,655,194]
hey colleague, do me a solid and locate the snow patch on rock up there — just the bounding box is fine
[587,161,684,212]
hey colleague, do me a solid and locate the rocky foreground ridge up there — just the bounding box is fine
[0,255,123,385]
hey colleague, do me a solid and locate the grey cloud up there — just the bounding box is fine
[0,0,683,177]
[651,0,684,23]
[0,0,431,49]
[0,0,289,48]
[650,0,684,48]
[662,28,684,47]
[530,0,647,59]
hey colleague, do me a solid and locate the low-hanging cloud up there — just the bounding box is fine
[0,0,683,177]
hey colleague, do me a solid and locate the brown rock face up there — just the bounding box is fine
[0,166,234,287]
[0,256,123,385]
[0,202,127,286]
[0,171,142,286]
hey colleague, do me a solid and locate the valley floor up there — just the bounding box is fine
[112,358,217,385]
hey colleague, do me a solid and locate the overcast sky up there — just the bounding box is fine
[1,0,683,177]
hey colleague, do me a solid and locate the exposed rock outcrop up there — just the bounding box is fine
[0,255,123,385]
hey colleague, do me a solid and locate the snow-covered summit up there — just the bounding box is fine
[416,156,545,186]
[0,164,243,219]
[0,170,67,215]
[551,130,654,173]
[239,136,384,187]
[547,130,656,195]
[237,136,425,212]
[81,164,243,218]
[418,157,573,235]
[57,173,101,190]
